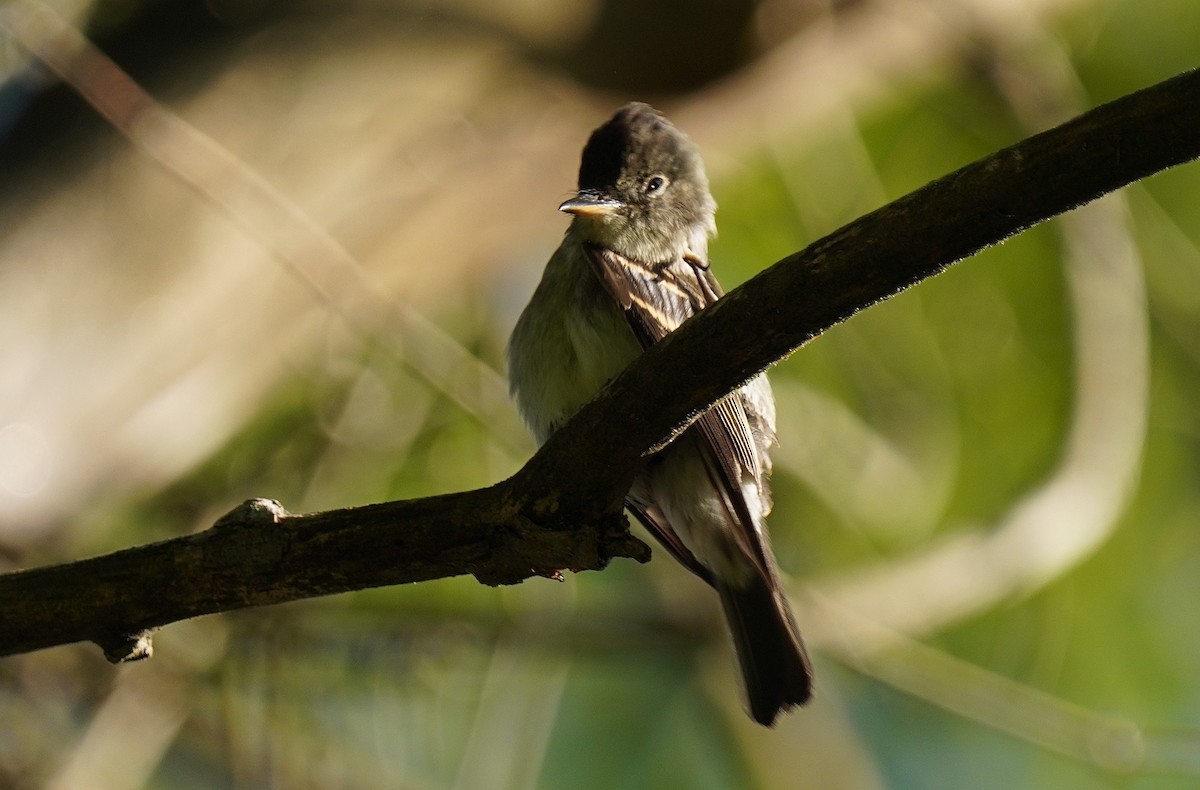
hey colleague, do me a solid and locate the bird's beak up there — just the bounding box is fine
[559,190,623,216]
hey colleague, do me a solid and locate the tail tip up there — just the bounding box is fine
[748,671,813,727]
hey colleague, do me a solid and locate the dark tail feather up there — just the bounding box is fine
[718,573,813,726]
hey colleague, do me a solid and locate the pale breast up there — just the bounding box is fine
[508,244,642,444]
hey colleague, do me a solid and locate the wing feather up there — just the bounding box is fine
[582,243,775,576]
[624,501,715,586]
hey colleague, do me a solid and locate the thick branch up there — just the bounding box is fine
[0,495,649,659]
[2,68,1198,660]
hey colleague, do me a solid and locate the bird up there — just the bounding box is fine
[507,102,812,725]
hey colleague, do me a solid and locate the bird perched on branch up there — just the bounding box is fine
[508,102,812,725]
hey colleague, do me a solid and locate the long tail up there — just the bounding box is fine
[718,570,813,726]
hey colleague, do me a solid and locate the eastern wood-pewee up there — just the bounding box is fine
[508,102,812,725]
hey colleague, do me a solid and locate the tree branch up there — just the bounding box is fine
[2,68,1198,660]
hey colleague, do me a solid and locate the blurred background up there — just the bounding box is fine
[1,0,1199,787]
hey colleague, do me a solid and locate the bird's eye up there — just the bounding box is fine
[644,175,668,194]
